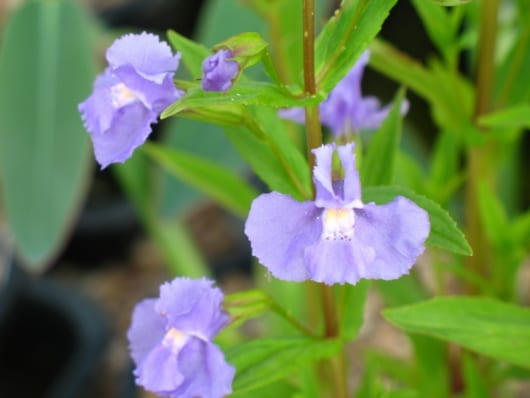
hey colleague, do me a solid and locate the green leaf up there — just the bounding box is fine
[462,353,489,398]
[231,381,298,398]
[363,186,472,255]
[430,0,471,5]
[150,220,210,277]
[378,275,449,398]
[361,89,404,187]
[315,0,398,94]
[429,131,462,189]
[223,105,312,201]
[248,106,312,200]
[0,0,94,269]
[158,115,244,217]
[224,289,272,329]
[162,81,320,118]
[369,39,474,131]
[495,20,530,105]
[411,335,449,398]
[476,182,508,247]
[224,127,301,198]
[167,30,209,78]
[227,337,341,393]
[383,296,530,369]
[339,280,369,341]
[214,32,268,69]
[113,151,209,277]
[142,142,257,218]
[478,104,530,129]
[411,0,454,60]
[511,211,530,249]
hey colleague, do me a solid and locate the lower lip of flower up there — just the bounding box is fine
[322,208,355,241]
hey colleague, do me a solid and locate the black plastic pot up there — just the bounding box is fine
[0,261,110,398]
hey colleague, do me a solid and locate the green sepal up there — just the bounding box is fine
[213,32,269,70]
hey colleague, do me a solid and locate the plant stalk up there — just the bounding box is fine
[302,0,323,167]
[302,2,347,398]
[465,0,500,291]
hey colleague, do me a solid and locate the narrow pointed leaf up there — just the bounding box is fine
[361,89,404,186]
[143,143,257,218]
[227,337,341,393]
[384,297,530,369]
[167,30,209,78]
[315,0,398,94]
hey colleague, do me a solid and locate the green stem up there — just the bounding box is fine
[465,0,500,292]
[321,285,338,338]
[473,0,499,122]
[245,116,312,199]
[269,297,317,338]
[302,0,323,167]
[302,2,347,397]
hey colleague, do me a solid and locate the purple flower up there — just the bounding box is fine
[245,143,430,285]
[127,277,234,398]
[201,49,239,92]
[78,32,183,168]
[279,51,408,136]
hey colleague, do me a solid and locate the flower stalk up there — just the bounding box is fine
[302,0,323,167]
[466,0,500,291]
[302,2,345,398]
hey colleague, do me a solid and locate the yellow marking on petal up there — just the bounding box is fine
[322,208,355,241]
[162,327,189,354]
[110,83,138,107]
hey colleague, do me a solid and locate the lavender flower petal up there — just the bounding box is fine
[128,277,234,398]
[336,143,362,203]
[135,343,183,393]
[106,32,180,83]
[279,51,407,137]
[355,196,429,279]
[245,143,430,285]
[127,299,166,365]
[156,278,229,340]
[201,49,239,92]
[88,101,157,168]
[79,32,182,168]
[277,107,306,124]
[313,143,361,208]
[176,339,235,398]
[245,192,322,281]
[312,144,337,206]
[112,64,182,113]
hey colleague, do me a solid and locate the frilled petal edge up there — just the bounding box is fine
[156,277,229,340]
[245,192,322,281]
[127,299,166,365]
[90,101,157,168]
[354,196,430,280]
[106,32,180,83]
